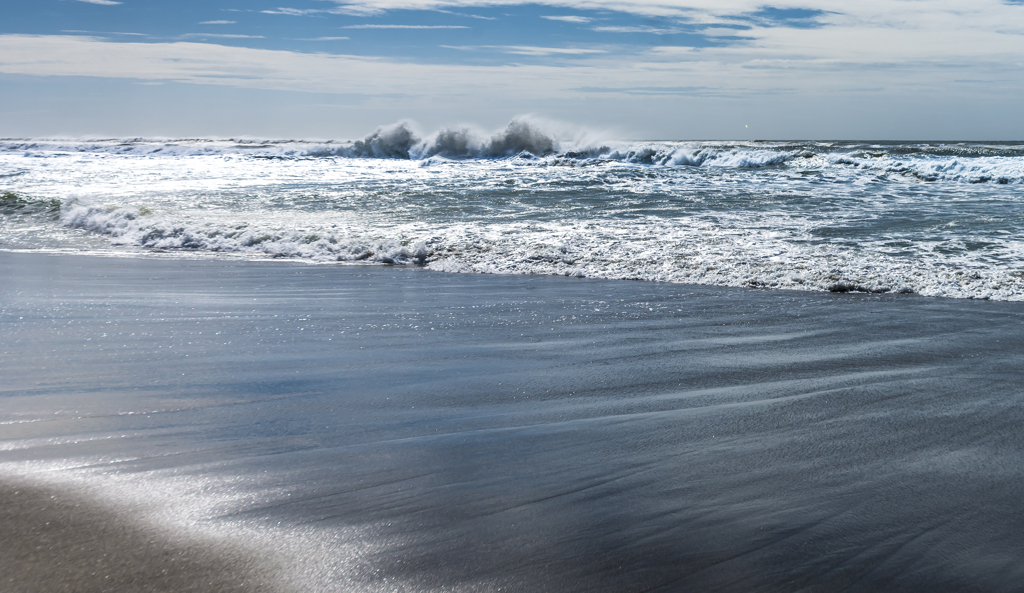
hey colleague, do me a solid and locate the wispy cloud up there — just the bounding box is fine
[315,0,1024,30]
[502,45,606,55]
[592,26,678,34]
[62,30,147,36]
[295,36,351,40]
[435,10,497,20]
[342,24,469,28]
[74,0,121,5]
[3,32,1023,107]
[261,8,323,16]
[180,33,266,39]
[574,84,718,96]
[541,16,592,23]
[262,6,372,17]
[4,0,1024,130]
[199,20,237,25]
[443,44,606,55]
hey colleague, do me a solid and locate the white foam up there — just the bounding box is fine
[44,200,1024,301]
[60,202,429,264]
[4,132,1024,301]
[4,130,1023,182]
[829,153,1024,184]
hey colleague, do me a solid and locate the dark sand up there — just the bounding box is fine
[0,481,274,593]
[2,251,1024,592]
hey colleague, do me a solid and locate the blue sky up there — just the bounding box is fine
[2,0,1023,139]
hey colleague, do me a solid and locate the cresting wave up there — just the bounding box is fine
[58,200,429,265]
[320,119,566,159]
[0,118,572,161]
[3,119,1024,182]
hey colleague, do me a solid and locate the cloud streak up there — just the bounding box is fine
[313,0,1024,27]
[444,44,606,55]
[541,15,592,23]
[592,26,679,34]
[342,24,470,28]
[180,33,266,39]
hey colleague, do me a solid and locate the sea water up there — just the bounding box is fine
[3,119,1024,300]
[5,118,1024,589]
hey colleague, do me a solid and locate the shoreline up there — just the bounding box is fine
[4,250,1024,591]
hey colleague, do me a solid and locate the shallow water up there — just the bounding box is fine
[3,252,1024,591]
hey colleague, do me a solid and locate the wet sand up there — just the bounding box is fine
[0,481,274,593]
[2,251,1024,592]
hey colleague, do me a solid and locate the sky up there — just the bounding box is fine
[1,0,1023,140]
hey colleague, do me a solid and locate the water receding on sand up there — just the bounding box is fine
[3,253,1024,591]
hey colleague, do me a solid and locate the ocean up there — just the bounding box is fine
[3,120,1024,300]
[3,122,1024,592]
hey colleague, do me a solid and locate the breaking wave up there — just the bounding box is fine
[4,118,1024,182]
[321,118,562,159]
[46,201,1024,301]
[59,202,429,265]
[1,117,570,161]
[1,191,61,216]
[5,121,1024,302]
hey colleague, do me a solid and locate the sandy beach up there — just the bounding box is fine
[3,251,1024,592]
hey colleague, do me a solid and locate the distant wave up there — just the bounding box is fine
[0,118,576,161]
[329,119,565,159]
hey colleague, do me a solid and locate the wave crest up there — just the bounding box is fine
[334,118,562,160]
[59,203,430,264]
[3,129,1023,182]
[350,121,419,159]
[0,191,62,216]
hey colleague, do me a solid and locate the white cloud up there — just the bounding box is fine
[74,0,121,5]
[1,15,1022,108]
[441,44,606,55]
[5,2,1024,138]
[262,6,372,16]
[180,33,266,39]
[319,0,1024,26]
[435,10,497,20]
[342,24,470,28]
[593,26,678,33]
[541,15,592,23]
[501,45,606,55]
[199,20,237,25]
[262,8,324,16]
[0,35,572,98]
[61,30,146,36]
